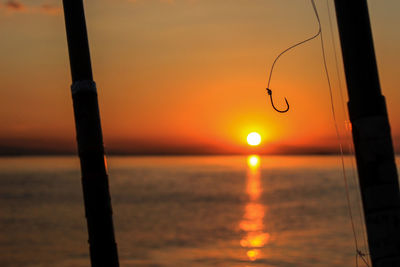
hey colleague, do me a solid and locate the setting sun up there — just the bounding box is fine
[247,132,262,146]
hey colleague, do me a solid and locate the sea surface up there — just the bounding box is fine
[0,155,381,267]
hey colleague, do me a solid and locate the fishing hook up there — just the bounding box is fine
[266,88,289,113]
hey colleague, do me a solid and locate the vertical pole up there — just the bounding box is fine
[333,1,400,266]
[61,0,119,266]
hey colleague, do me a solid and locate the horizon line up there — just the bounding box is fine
[0,151,369,157]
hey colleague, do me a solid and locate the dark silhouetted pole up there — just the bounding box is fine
[62,0,119,266]
[334,1,400,266]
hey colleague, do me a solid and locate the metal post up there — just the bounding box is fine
[333,1,400,266]
[62,0,119,266]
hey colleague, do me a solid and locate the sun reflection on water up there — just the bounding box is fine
[240,155,270,262]
[247,155,260,169]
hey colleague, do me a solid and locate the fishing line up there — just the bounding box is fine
[265,1,370,264]
[326,1,371,265]
[265,0,322,113]
[326,2,346,113]
[321,1,370,266]
[313,2,361,264]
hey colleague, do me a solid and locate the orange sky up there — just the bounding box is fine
[1,0,400,155]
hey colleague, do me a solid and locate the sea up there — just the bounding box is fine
[0,155,383,267]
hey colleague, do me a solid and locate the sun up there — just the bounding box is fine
[247,132,262,146]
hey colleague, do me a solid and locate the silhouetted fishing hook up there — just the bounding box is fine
[264,0,321,114]
[266,88,289,113]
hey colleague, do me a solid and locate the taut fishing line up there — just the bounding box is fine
[308,2,370,265]
[325,0,371,266]
[312,0,370,265]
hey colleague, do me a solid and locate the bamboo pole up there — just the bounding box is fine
[62,0,119,266]
[333,1,400,266]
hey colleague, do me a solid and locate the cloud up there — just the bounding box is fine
[127,0,199,5]
[37,3,61,15]
[3,0,26,11]
[128,0,176,4]
[0,0,61,15]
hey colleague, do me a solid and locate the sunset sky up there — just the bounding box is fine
[1,0,400,155]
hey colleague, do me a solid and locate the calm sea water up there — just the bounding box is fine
[0,155,383,267]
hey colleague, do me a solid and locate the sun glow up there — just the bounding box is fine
[247,132,262,146]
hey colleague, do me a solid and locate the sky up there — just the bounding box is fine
[0,0,400,155]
